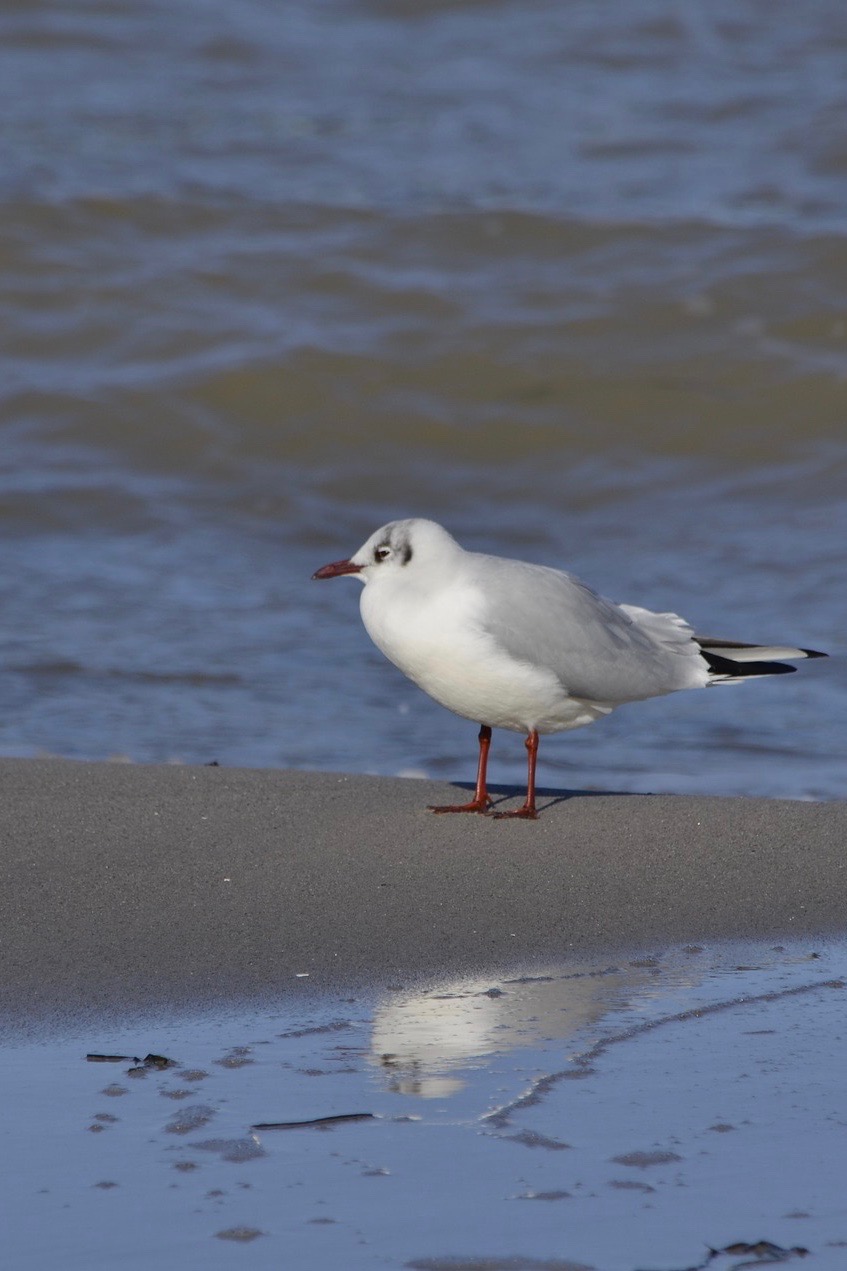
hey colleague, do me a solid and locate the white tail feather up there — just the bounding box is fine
[702,644,816,663]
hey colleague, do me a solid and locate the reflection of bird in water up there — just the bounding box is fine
[376,1052,463,1100]
[368,964,653,1098]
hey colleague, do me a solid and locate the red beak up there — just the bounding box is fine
[312,558,363,580]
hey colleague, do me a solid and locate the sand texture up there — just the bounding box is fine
[1,757,844,1028]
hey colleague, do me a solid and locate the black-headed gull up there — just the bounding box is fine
[313,519,826,819]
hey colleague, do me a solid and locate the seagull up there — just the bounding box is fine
[313,518,827,819]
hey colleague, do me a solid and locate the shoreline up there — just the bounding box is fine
[2,757,845,1030]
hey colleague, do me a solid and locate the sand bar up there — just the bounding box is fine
[1,757,845,1029]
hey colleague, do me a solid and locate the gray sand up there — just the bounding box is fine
[1,757,844,1028]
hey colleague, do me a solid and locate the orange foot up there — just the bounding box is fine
[429,799,492,814]
[490,806,538,820]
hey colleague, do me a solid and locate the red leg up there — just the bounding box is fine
[492,730,539,820]
[429,725,493,814]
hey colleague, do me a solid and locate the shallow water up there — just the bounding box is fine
[5,940,847,1269]
[0,0,845,796]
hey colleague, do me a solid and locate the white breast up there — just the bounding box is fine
[359,574,609,734]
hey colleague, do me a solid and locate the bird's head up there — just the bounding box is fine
[312,518,460,584]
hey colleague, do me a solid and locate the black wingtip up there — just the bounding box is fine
[801,647,828,659]
[702,650,797,678]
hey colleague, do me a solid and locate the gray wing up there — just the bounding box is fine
[466,553,707,704]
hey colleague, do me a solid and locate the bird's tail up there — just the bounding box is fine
[697,637,827,684]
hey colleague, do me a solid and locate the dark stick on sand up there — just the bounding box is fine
[251,1113,376,1131]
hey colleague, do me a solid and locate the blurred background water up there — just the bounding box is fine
[0,0,844,797]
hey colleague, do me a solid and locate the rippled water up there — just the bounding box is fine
[1,0,845,795]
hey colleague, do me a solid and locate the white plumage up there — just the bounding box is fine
[314,518,825,819]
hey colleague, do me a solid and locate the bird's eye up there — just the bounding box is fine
[375,545,391,562]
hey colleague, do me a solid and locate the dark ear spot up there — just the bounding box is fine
[401,543,413,565]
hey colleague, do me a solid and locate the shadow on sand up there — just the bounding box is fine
[451,781,645,813]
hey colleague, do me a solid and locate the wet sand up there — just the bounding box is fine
[2,757,845,1029]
